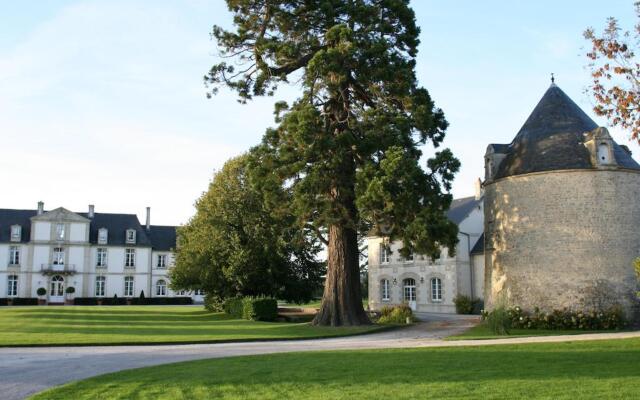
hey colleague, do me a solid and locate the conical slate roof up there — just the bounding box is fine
[493,84,640,179]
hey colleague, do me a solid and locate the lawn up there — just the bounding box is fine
[447,323,621,340]
[31,338,640,399]
[0,306,382,346]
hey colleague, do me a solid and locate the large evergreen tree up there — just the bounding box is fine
[206,0,459,325]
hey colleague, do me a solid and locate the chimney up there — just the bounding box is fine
[474,178,483,200]
[145,207,151,230]
[88,204,95,218]
[37,201,44,215]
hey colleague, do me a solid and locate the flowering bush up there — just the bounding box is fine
[482,305,626,331]
[377,304,415,324]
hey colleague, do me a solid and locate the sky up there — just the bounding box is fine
[1,1,638,226]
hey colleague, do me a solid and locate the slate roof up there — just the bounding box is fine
[470,232,484,255]
[147,225,178,251]
[0,208,164,247]
[446,196,481,225]
[491,84,640,179]
[0,209,37,243]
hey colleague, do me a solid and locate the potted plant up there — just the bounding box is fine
[37,287,47,305]
[65,286,75,305]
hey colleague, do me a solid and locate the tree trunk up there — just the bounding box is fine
[312,223,370,326]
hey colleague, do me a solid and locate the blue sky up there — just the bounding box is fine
[1,1,637,225]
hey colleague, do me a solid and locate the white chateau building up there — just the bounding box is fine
[0,202,202,303]
[367,186,485,313]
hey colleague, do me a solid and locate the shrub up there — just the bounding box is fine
[484,304,511,335]
[0,298,9,306]
[102,296,126,306]
[453,294,483,315]
[243,297,278,321]
[74,297,99,306]
[204,294,224,312]
[140,290,145,299]
[223,297,278,321]
[378,304,415,324]
[10,298,39,306]
[36,287,46,296]
[65,287,75,294]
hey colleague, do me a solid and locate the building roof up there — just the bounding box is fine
[446,196,481,225]
[470,232,484,255]
[490,84,640,179]
[147,225,177,251]
[0,209,37,243]
[0,208,173,247]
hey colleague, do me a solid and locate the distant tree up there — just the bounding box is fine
[205,0,459,325]
[169,154,324,307]
[584,2,640,142]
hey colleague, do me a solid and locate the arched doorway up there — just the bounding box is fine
[49,275,65,303]
[403,278,417,311]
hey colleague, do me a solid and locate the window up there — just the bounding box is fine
[431,277,442,302]
[125,229,136,244]
[10,225,21,242]
[7,275,17,297]
[156,280,167,296]
[125,249,136,268]
[403,278,416,302]
[98,228,108,244]
[9,246,20,265]
[55,223,65,240]
[380,244,390,264]
[403,250,414,263]
[96,248,108,267]
[597,143,611,164]
[157,254,167,268]
[176,290,187,296]
[52,247,64,265]
[95,276,106,297]
[381,279,390,301]
[194,289,205,296]
[124,276,134,297]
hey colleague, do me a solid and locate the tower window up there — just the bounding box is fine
[597,143,611,164]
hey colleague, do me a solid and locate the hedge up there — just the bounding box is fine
[223,297,278,321]
[73,297,194,306]
[74,297,99,305]
[482,305,627,331]
[3,298,39,306]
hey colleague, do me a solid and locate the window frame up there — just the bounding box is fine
[10,225,21,242]
[96,248,108,267]
[9,246,20,265]
[125,229,136,244]
[55,223,65,241]
[379,244,390,264]
[7,275,18,297]
[155,279,167,296]
[98,228,108,245]
[157,254,167,268]
[380,279,390,301]
[431,277,443,302]
[95,276,106,297]
[124,276,134,297]
[124,248,136,268]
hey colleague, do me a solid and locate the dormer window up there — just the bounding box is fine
[98,228,108,245]
[55,223,65,240]
[597,142,611,164]
[10,225,21,242]
[125,229,136,244]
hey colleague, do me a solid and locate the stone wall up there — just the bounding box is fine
[484,169,640,318]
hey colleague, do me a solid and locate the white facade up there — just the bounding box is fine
[367,195,485,313]
[0,204,203,303]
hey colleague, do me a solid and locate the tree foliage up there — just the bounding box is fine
[206,0,459,325]
[584,2,640,142]
[170,154,325,306]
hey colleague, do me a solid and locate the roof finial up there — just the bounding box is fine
[551,72,555,85]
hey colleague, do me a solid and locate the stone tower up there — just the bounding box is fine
[484,83,640,317]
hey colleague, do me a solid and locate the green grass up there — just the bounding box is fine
[31,338,640,399]
[447,323,621,340]
[0,306,382,346]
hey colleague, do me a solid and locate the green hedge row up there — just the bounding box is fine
[0,298,38,306]
[73,297,194,306]
[223,297,278,321]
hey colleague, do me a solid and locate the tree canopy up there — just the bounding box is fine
[584,2,640,143]
[170,155,325,307]
[206,0,459,325]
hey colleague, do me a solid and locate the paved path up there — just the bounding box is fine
[1,315,639,400]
